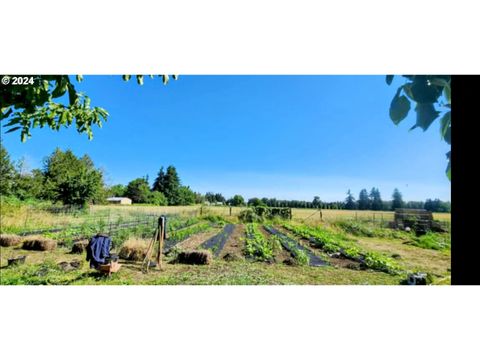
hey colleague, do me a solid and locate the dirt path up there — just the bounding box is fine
[219,224,245,259]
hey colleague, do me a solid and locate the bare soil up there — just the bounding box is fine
[218,224,245,260]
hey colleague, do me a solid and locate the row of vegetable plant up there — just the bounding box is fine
[244,223,279,262]
[283,223,402,274]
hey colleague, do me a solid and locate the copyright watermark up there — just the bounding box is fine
[1,76,10,85]
[1,75,35,85]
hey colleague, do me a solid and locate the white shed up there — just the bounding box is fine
[106,197,132,205]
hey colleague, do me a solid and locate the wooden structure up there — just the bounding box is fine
[106,197,132,205]
[142,215,167,272]
[97,262,122,276]
[393,209,445,234]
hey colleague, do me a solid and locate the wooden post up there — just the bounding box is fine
[229,206,232,216]
[156,216,165,269]
[355,212,358,221]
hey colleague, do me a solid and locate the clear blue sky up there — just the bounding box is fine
[1,75,451,202]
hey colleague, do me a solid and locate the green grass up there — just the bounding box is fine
[0,256,404,285]
[407,232,451,251]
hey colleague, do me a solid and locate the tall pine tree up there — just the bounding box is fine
[345,189,357,210]
[370,187,383,210]
[358,189,370,210]
[152,167,166,193]
[391,188,404,210]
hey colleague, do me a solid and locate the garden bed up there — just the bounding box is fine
[263,226,327,267]
[201,224,235,257]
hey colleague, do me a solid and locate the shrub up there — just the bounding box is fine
[238,209,262,223]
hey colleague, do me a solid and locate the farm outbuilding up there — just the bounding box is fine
[106,197,132,205]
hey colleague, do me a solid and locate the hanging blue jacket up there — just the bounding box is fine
[86,234,112,269]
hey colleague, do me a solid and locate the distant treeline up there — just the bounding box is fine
[0,145,450,212]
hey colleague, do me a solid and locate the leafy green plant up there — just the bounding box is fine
[168,222,211,242]
[244,223,277,261]
[284,223,401,274]
[269,234,309,266]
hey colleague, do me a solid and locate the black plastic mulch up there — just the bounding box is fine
[263,226,327,267]
[200,224,235,257]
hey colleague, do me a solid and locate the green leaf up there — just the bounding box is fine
[172,75,179,80]
[162,75,169,85]
[76,75,83,82]
[123,75,131,81]
[410,77,443,104]
[389,88,411,124]
[0,107,13,120]
[136,75,144,85]
[440,111,451,139]
[386,75,394,85]
[415,103,440,131]
[5,126,21,133]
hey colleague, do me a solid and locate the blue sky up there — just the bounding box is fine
[1,75,451,202]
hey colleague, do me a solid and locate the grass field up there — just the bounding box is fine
[91,204,451,222]
[0,203,451,285]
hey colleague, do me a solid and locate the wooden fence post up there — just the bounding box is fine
[156,216,165,270]
[229,206,232,216]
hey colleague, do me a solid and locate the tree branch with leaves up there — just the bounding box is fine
[387,75,451,180]
[0,75,178,142]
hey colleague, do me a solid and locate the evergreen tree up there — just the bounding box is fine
[358,189,370,210]
[345,190,357,210]
[391,188,404,210]
[312,196,322,208]
[370,187,383,211]
[152,165,182,205]
[152,167,165,193]
[205,192,216,203]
